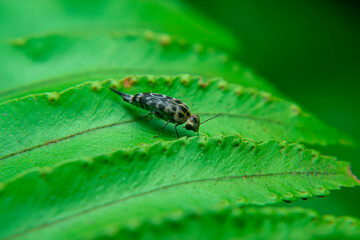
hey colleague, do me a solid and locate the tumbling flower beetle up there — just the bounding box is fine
[110,88,221,138]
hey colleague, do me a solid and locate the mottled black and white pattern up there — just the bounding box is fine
[110,88,201,138]
[129,93,191,124]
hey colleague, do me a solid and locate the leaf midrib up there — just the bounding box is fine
[0,113,290,161]
[4,171,333,240]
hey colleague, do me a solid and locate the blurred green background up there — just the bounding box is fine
[187,0,360,217]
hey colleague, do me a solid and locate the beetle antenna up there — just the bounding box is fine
[200,113,222,125]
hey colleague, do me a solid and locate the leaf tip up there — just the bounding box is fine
[109,79,121,90]
[145,75,156,86]
[46,92,59,103]
[283,193,296,202]
[39,167,54,179]
[235,197,247,205]
[347,166,360,185]
[162,75,174,86]
[198,76,210,88]
[313,186,330,196]
[217,81,228,91]
[261,92,275,103]
[90,81,103,92]
[159,34,172,46]
[295,189,311,199]
[196,135,209,149]
[235,86,245,96]
[268,193,280,202]
[81,157,95,169]
[122,76,137,88]
[290,105,302,116]
[179,74,191,86]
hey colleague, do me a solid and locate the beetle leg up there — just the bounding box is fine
[174,123,180,138]
[154,120,171,138]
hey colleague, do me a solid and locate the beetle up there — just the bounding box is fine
[110,88,221,138]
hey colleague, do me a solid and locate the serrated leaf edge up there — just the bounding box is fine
[1,135,359,239]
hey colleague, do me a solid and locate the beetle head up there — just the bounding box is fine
[185,115,200,132]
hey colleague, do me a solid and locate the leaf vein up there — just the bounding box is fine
[5,171,334,239]
[0,113,288,161]
[0,120,137,161]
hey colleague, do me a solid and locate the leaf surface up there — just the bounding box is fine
[0,33,275,101]
[0,0,238,51]
[96,207,360,240]
[0,135,358,239]
[0,76,354,181]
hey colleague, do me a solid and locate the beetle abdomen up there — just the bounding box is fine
[133,93,172,113]
[110,88,133,103]
[111,89,191,124]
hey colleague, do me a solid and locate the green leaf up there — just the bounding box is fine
[96,207,360,240]
[0,0,238,51]
[0,33,276,101]
[0,135,358,239]
[0,76,354,181]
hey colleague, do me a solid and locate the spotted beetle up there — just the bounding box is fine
[110,88,221,138]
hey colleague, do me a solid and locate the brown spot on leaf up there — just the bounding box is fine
[123,77,135,88]
[198,77,209,88]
